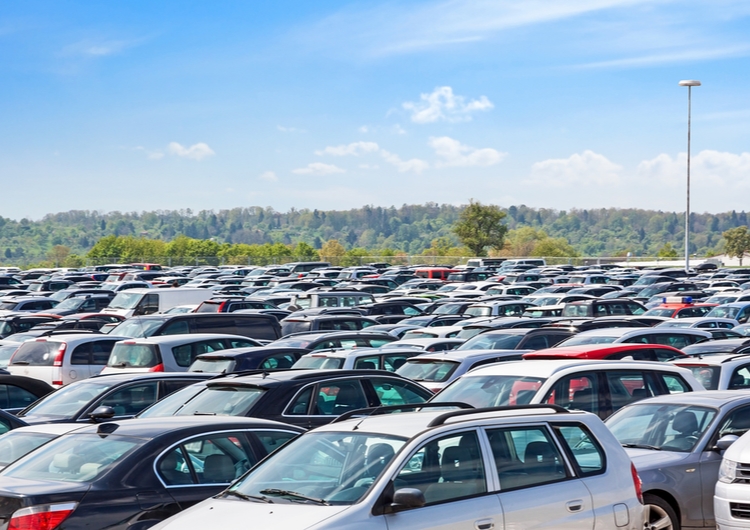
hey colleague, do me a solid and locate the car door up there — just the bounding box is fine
[489,424,594,529]
[383,430,503,530]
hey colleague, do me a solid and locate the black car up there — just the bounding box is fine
[0,416,304,529]
[16,373,212,424]
[0,297,58,313]
[0,374,55,414]
[0,314,61,339]
[139,369,433,429]
[41,294,113,316]
[194,297,278,313]
[189,346,309,373]
[107,313,282,341]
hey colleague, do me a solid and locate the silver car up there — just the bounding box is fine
[606,391,750,529]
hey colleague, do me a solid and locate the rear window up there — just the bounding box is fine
[174,385,266,416]
[396,359,459,383]
[189,359,235,373]
[108,343,161,368]
[280,320,312,335]
[292,355,345,370]
[679,365,719,390]
[194,301,221,313]
[10,341,60,366]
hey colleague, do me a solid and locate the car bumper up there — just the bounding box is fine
[716,481,750,529]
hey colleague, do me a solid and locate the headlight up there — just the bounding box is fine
[719,458,738,483]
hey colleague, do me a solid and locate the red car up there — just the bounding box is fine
[522,343,686,362]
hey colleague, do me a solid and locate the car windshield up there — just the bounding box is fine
[54,298,85,310]
[107,343,160,368]
[108,291,146,310]
[269,337,313,348]
[557,334,618,346]
[3,433,141,483]
[707,306,740,319]
[108,318,167,338]
[189,358,235,373]
[433,374,546,408]
[463,306,491,317]
[21,381,117,418]
[138,385,207,418]
[0,344,20,367]
[396,359,459,382]
[0,431,60,469]
[292,356,345,369]
[533,296,563,306]
[457,333,523,350]
[173,385,266,416]
[606,403,717,452]
[0,302,19,310]
[644,308,677,317]
[228,431,407,505]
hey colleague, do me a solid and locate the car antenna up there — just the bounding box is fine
[352,404,384,431]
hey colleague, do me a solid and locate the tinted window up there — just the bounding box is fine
[71,343,92,365]
[10,341,57,366]
[287,387,313,415]
[0,384,40,410]
[313,380,368,415]
[728,365,750,390]
[370,378,427,406]
[544,372,600,416]
[98,382,158,416]
[161,320,191,335]
[554,424,605,476]
[606,371,653,412]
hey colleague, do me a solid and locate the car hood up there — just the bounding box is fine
[153,497,350,529]
[625,447,692,470]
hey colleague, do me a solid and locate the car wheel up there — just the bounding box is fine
[644,493,680,530]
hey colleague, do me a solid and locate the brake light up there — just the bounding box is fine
[53,343,66,367]
[218,301,227,312]
[149,363,164,372]
[9,502,77,530]
[631,462,643,504]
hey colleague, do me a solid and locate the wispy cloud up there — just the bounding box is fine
[259,171,278,182]
[403,86,493,124]
[292,162,346,175]
[429,136,505,167]
[573,44,750,69]
[277,125,306,133]
[525,150,622,186]
[168,142,215,161]
[314,140,428,173]
[315,141,379,156]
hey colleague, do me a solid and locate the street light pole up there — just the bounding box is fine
[679,80,701,274]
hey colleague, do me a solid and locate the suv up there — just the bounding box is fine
[280,314,378,336]
[107,313,282,341]
[7,334,130,387]
[431,360,703,420]
[561,299,646,318]
[152,404,644,530]
[138,369,433,429]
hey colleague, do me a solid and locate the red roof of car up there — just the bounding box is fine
[522,343,686,360]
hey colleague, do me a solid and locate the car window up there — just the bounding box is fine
[99,382,158,416]
[394,431,486,504]
[659,373,690,393]
[313,380,368,415]
[553,424,605,476]
[91,341,116,365]
[544,372,600,416]
[370,378,426,406]
[354,356,380,370]
[259,353,296,370]
[520,335,548,350]
[486,426,567,490]
[287,387,313,415]
[606,371,653,413]
[0,384,40,410]
[162,320,190,335]
[716,406,750,439]
[71,343,92,365]
[728,365,750,390]
[253,430,298,455]
[382,354,412,372]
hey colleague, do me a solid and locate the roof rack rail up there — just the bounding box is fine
[331,402,473,424]
[426,404,570,428]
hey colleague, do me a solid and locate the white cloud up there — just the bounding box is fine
[358,126,370,133]
[259,171,278,182]
[379,150,429,173]
[168,142,215,161]
[429,136,505,167]
[292,162,346,175]
[527,150,622,186]
[315,141,380,156]
[403,86,493,123]
[574,44,750,69]
[636,150,750,187]
[277,125,306,133]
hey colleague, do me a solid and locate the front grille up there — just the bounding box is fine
[730,503,750,519]
[736,463,750,484]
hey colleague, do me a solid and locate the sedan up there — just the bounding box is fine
[0,416,304,529]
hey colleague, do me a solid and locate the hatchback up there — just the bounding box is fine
[151,405,645,530]
[189,346,309,373]
[0,416,304,529]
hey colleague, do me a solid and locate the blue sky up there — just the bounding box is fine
[2,0,749,220]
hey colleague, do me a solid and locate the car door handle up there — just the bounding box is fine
[475,519,494,530]
[566,500,583,512]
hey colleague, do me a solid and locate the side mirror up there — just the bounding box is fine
[390,488,425,512]
[88,406,116,422]
[714,434,740,452]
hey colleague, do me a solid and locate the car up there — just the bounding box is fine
[0,373,54,413]
[396,350,526,393]
[7,333,131,387]
[430,360,703,419]
[670,354,750,390]
[707,303,750,324]
[555,326,712,349]
[0,314,61,339]
[454,327,573,351]
[16,372,212,424]
[279,314,378,336]
[194,297,278,313]
[462,301,535,318]
[40,294,113,316]
[715,426,750,529]
[269,330,397,351]
[682,338,750,357]
[138,369,433,429]
[150,404,645,530]
[291,347,423,371]
[106,312,282,341]
[560,298,647,318]
[657,316,740,329]
[522,343,686,362]
[101,333,262,374]
[0,416,305,529]
[189,346,309,373]
[0,423,90,471]
[0,297,59,314]
[606,391,750,529]
[381,338,465,352]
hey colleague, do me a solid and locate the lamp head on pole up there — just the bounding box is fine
[679,80,701,87]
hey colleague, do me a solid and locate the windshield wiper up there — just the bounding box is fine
[622,443,662,451]
[193,411,217,416]
[259,488,330,505]
[224,490,273,503]
[11,361,29,365]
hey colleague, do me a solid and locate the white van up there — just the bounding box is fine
[101,288,214,318]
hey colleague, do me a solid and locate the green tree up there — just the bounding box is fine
[657,243,678,259]
[320,239,346,265]
[452,200,508,256]
[293,242,320,260]
[47,245,71,266]
[723,226,750,265]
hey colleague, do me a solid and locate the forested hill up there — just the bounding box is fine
[0,204,747,263]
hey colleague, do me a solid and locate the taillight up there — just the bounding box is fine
[631,462,643,504]
[149,363,164,372]
[218,301,227,312]
[53,343,67,367]
[9,502,77,530]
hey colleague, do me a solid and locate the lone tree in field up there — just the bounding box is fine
[723,226,750,266]
[453,199,508,256]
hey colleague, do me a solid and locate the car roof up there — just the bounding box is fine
[465,359,689,378]
[116,333,254,344]
[672,353,750,366]
[86,372,213,383]
[621,390,750,408]
[572,327,710,338]
[9,423,92,436]
[211,369,407,386]
[404,349,525,363]
[196,346,310,359]
[525,343,680,357]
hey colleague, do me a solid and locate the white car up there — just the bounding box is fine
[716,430,750,528]
[152,405,645,530]
[672,354,750,390]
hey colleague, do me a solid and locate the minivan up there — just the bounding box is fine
[102,288,214,318]
[106,313,282,341]
[288,291,375,310]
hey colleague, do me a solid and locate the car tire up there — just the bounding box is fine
[643,493,680,530]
